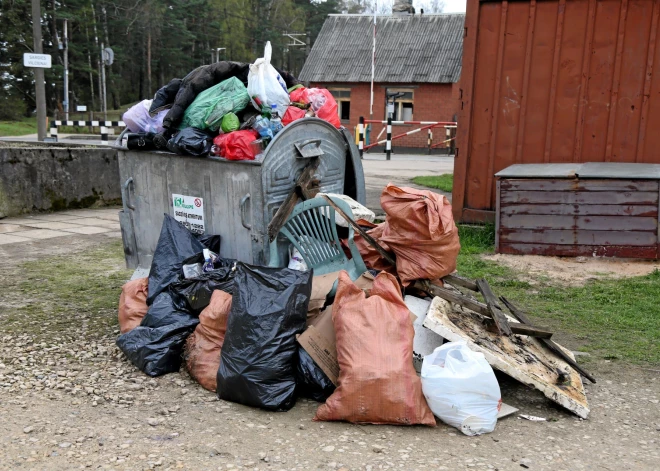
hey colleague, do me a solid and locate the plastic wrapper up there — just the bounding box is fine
[247,41,291,112]
[147,214,205,305]
[221,112,240,133]
[167,128,214,156]
[216,263,313,411]
[169,262,236,315]
[123,99,168,134]
[379,185,460,284]
[314,271,436,426]
[282,106,306,126]
[307,88,340,128]
[118,277,149,334]
[179,76,250,131]
[116,291,199,377]
[212,130,260,161]
[422,342,501,435]
[184,290,232,391]
[295,347,335,402]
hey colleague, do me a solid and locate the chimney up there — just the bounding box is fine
[392,0,414,15]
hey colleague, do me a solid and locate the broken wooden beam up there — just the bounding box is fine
[500,296,596,384]
[414,281,553,339]
[476,279,512,336]
[442,274,478,291]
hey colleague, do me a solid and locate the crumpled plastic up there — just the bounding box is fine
[179,76,250,131]
[212,130,259,161]
[167,128,214,156]
[123,99,168,134]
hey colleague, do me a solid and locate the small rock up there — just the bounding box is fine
[23,426,35,434]
[372,445,385,453]
[59,442,72,448]
[575,256,587,263]
[519,458,532,469]
[298,424,305,430]
[146,418,159,427]
[322,445,335,452]
[57,371,67,377]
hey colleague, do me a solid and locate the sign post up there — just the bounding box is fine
[29,0,49,141]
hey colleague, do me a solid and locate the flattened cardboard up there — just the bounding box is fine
[298,305,338,384]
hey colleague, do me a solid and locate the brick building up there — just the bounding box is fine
[299,13,465,151]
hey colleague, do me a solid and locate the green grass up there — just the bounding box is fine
[0,117,38,136]
[455,224,660,364]
[411,174,454,192]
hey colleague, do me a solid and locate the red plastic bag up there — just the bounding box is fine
[314,271,436,426]
[184,290,232,392]
[307,88,340,128]
[282,106,306,126]
[289,87,309,105]
[213,130,259,161]
[379,185,460,285]
[118,277,149,334]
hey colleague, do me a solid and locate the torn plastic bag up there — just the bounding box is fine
[147,214,205,305]
[282,106,306,126]
[195,233,221,253]
[118,277,149,334]
[179,76,250,131]
[170,262,236,315]
[167,128,214,156]
[123,99,168,134]
[307,88,340,128]
[116,291,199,377]
[296,347,335,402]
[149,78,182,115]
[247,41,290,112]
[212,130,259,161]
[217,263,313,411]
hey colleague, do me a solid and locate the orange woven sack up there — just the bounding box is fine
[314,271,436,426]
[185,290,232,391]
[352,221,396,273]
[379,184,460,284]
[118,277,149,334]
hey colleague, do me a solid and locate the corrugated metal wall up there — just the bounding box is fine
[453,0,660,222]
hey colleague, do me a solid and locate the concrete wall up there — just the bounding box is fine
[0,146,121,218]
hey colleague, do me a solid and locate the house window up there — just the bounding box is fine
[329,88,351,121]
[385,88,414,121]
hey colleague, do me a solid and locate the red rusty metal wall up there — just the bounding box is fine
[453,0,660,222]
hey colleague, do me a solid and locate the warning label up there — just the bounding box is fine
[172,194,205,234]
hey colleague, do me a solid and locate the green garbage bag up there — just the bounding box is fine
[180,77,250,131]
[221,113,240,133]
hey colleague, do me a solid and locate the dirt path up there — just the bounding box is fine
[0,235,658,471]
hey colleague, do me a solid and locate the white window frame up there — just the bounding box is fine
[329,88,351,122]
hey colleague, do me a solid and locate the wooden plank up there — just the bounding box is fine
[500,297,595,384]
[414,282,553,339]
[500,229,658,246]
[423,297,590,418]
[476,279,512,336]
[442,274,478,291]
[498,243,659,259]
[501,214,658,231]
[500,203,658,217]
[501,190,658,205]
[500,178,659,192]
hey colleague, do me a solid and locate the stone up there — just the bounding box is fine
[323,445,335,452]
[59,442,72,448]
[372,445,385,453]
[146,418,159,427]
[23,426,35,434]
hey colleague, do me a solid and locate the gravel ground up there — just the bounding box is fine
[1,234,659,471]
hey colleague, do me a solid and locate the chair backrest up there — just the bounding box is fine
[269,196,367,277]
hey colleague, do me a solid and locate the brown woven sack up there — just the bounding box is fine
[118,277,149,334]
[314,271,436,426]
[379,184,460,285]
[185,290,232,391]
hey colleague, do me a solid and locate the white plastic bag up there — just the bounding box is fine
[421,342,501,436]
[247,41,290,112]
[122,99,167,134]
[288,245,308,271]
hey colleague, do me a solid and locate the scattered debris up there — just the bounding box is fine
[519,414,547,422]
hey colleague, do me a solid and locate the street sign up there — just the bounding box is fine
[103,47,114,66]
[23,53,52,68]
[76,105,87,112]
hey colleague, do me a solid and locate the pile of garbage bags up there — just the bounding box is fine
[116,188,502,435]
[121,41,341,160]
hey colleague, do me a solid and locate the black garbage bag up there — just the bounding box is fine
[196,233,221,253]
[170,263,237,315]
[295,347,335,402]
[147,214,204,305]
[150,78,183,115]
[217,263,313,411]
[116,291,199,376]
[167,128,214,156]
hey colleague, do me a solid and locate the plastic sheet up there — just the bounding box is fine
[307,88,340,128]
[166,128,214,156]
[147,214,205,305]
[314,271,436,425]
[282,106,306,126]
[179,76,250,131]
[118,277,149,334]
[216,263,313,411]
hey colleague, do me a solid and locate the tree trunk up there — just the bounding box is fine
[147,28,152,97]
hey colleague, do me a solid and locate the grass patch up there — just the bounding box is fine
[0,240,131,339]
[0,117,37,137]
[411,174,454,192]
[455,224,660,364]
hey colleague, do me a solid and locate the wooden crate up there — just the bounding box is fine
[496,166,660,259]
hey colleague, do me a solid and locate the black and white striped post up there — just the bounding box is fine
[358,116,365,159]
[385,116,392,161]
[48,120,126,144]
[427,129,433,154]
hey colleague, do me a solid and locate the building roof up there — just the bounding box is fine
[299,13,465,84]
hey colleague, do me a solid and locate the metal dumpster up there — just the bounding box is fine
[118,118,366,269]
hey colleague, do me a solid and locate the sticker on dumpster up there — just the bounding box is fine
[172,194,205,234]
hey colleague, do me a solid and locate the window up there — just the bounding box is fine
[329,88,351,122]
[385,88,414,121]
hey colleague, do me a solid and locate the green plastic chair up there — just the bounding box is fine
[268,196,368,280]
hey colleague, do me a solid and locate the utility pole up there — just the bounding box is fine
[100,42,107,120]
[63,19,69,121]
[31,0,47,141]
